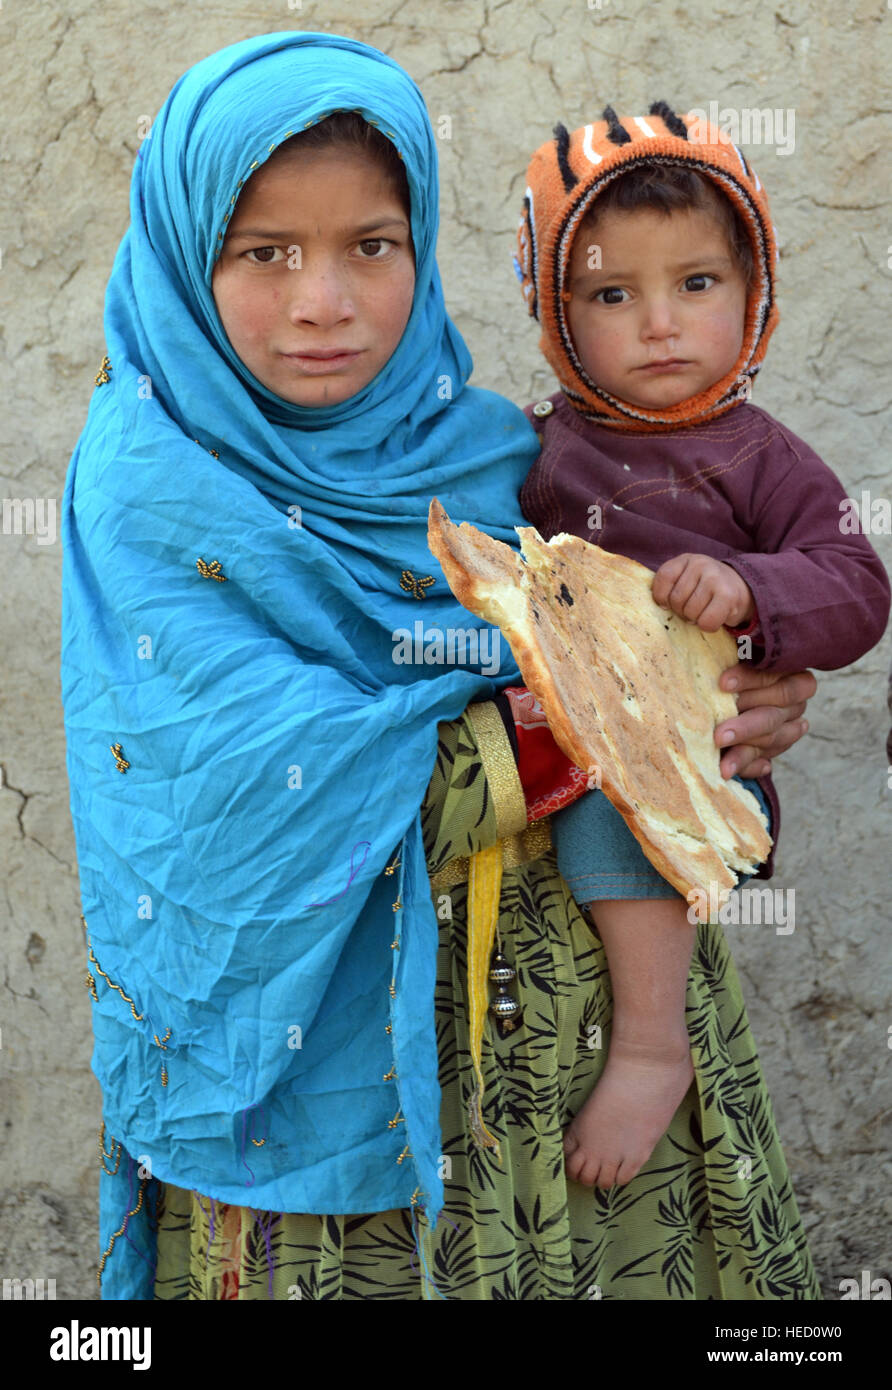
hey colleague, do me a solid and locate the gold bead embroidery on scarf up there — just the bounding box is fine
[87,941,144,1020]
[154,1027,171,1088]
[94,355,111,386]
[196,557,227,582]
[96,1178,147,1293]
[110,742,130,772]
[399,570,435,600]
[99,1122,122,1176]
[88,939,173,1088]
[82,918,100,1000]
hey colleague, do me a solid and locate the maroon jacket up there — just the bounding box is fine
[520,394,891,879]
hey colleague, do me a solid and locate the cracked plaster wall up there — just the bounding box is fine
[2,0,891,1300]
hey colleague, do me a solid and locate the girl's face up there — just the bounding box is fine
[212,146,415,407]
[565,204,747,410]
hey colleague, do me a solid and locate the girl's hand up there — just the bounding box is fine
[652,553,755,631]
[714,666,817,778]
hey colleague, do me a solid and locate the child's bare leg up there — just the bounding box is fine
[564,897,696,1188]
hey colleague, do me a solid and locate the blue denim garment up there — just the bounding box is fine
[552,775,773,908]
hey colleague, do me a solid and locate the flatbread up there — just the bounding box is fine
[427,498,771,922]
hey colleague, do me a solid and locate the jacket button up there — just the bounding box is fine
[532,400,554,418]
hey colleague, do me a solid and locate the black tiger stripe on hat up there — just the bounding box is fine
[648,100,689,140]
[552,122,578,192]
[603,105,632,144]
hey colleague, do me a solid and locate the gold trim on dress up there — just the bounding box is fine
[428,817,552,896]
[465,701,527,840]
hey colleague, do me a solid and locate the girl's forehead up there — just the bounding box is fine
[205,120,426,271]
[230,149,408,220]
[245,142,396,186]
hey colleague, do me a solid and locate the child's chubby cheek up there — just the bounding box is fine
[697,304,745,361]
[566,304,622,385]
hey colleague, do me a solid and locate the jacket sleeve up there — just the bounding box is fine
[721,420,891,672]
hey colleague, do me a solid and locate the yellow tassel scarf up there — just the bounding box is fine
[466,841,504,1159]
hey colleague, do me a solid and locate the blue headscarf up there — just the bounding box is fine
[61,30,539,1298]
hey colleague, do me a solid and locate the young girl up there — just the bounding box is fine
[61,32,819,1300]
[514,109,889,1191]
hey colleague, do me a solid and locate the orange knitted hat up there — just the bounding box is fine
[515,101,780,431]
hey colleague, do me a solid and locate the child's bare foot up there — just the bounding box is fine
[563,1035,695,1188]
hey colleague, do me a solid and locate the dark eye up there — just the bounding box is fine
[245,246,280,264]
[595,286,628,305]
[684,274,716,292]
[357,238,393,259]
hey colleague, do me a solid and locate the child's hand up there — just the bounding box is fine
[652,553,755,632]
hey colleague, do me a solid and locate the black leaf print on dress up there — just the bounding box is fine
[150,704,821,1301]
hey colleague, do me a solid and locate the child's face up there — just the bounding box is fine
[566,204,748,410]
[212,147,415,408]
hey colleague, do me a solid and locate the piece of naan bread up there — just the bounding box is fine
[427,498,771,921]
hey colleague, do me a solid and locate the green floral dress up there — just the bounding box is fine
[152,703,821,1300]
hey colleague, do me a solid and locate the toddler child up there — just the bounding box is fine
[513,104,890,1190]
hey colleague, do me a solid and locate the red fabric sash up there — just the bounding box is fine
[503,686,592,821]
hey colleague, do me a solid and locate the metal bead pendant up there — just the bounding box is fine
[490,991,521,1019]
[489,951,522,1035]
[489,953,516,988]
